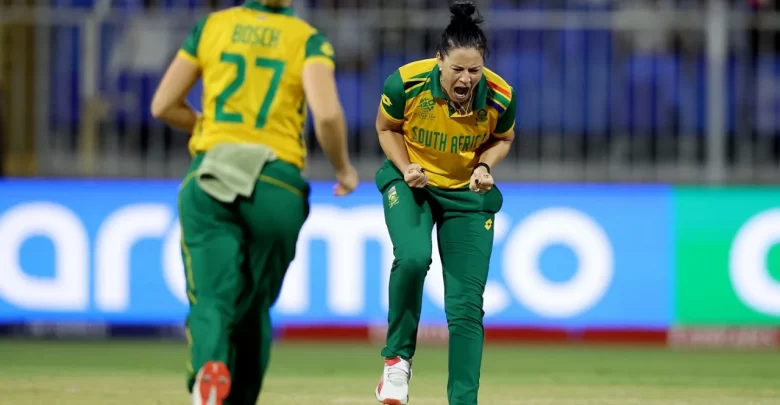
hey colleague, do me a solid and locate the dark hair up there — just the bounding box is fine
[437,1,489,59]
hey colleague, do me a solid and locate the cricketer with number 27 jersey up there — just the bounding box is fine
[177,2,335,169]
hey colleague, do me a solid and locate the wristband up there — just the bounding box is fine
[473,162,491,174]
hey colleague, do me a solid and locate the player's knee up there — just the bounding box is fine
[445,300,485,332]
[393,253,431,280]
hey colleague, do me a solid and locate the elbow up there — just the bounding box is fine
[376,126,390,140]
[375,117,389,135]
[375,121,398,139]
[150,103,167,120]
[150,95,171,120]
[313,110,343,128]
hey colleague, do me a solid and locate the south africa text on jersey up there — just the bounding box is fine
[411,126,488,154]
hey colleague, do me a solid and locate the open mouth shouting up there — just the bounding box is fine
[452,85,471,101]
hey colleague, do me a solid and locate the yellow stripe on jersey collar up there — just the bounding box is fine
[429,64,489,111]
[243,1,296,16]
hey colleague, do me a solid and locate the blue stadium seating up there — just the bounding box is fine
[45,1,780,137]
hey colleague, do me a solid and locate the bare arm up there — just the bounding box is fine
[150,56,200,132]
[470,130,514,193]
[470,87,517,193]
[479,129,515,168]
[479,86,517,170]
[302,62,350,172]
[376,108,412,171]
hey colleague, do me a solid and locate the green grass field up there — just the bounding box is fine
[0,339,778,405]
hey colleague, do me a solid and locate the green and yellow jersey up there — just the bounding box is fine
[178,1,335,169]
[380,58,517,189]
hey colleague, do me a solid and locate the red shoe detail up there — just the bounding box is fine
[198,361,231,405]
[384,357,402,367]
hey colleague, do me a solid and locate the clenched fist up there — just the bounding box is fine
[470,165,493,194]
[403,163,428,188]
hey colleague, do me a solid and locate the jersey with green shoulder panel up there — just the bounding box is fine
[178,1,334,169]
[379,58,517,189]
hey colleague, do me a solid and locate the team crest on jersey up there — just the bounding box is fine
[484,218,493,230]
[476,109,488,123]
[387,186,400,209]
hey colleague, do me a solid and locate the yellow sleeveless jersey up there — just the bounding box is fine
[178,1,335,169]
[379,58,517,189]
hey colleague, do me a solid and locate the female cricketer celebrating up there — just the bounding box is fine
[373,1,517,404]
[150,0,357,404]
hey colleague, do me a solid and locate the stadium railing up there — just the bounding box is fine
[1,0,780,183]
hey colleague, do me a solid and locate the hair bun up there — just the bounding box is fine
[450,0,477,20]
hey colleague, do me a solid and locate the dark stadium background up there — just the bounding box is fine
[0,1,778,404]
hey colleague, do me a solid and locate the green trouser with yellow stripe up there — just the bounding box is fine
[376,160,503,405]
[179,153,310,405]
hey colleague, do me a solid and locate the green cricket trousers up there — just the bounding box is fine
[376,160,503,405]
[178,153,310,405]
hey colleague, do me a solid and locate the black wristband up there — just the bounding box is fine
[473,162,491,174]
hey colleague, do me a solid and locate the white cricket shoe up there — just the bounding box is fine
[375,357,412,405]
[192,361,231,405]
